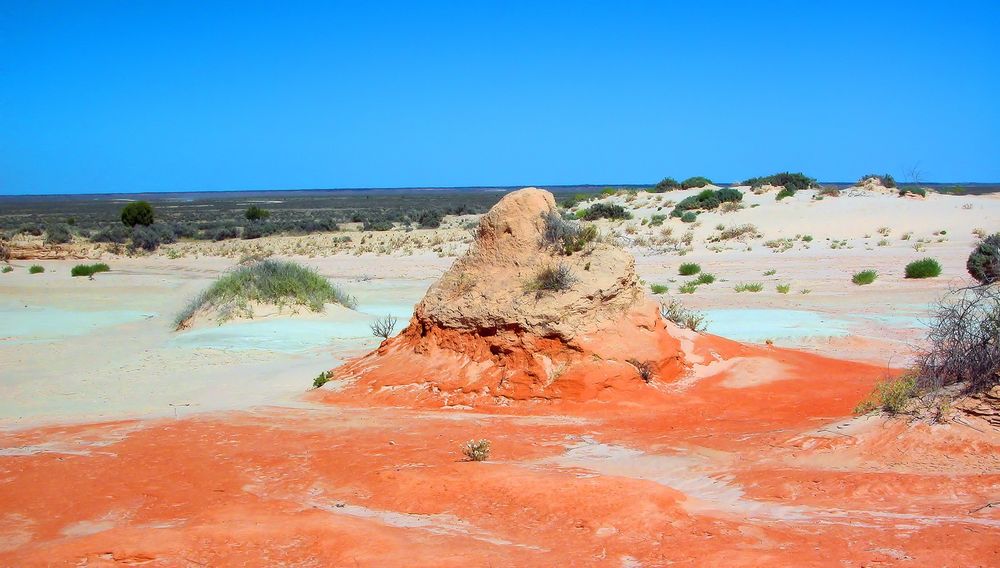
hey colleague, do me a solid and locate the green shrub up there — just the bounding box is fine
[649,214,666,226]
[681,176,712,189]
[530,263,576,292]
[695,272,715,285]
[817,186,841,198]
[854,374,916,415]
[581,202,631,221]
[132,223,177,252]
[120,201,155,227]
[71,263,111,277]
[905,258,942,279]
[678,282,698,294]
[650,284,669,295]
[678,262,701,276]
[174,259,357,327]
[44,224,72,244]
[715,187,742,203]
[776,283,791,294]
[313,371,331,389]
[851,269,878,285]
[28,265,44,274]
[542,212,597,254]
[967,233,1000,284]
[860,173,896,188]
[651,177,681,193]
[775,187,796,200]
[461,439,491,461]
[763,269,776,276]
[670,188,742,217]
[734,282,763,292]
[743,172,816,190]
[2,265,13,273]
[245,205,271,221]
[899,186,927,197]
[680,211,697,223]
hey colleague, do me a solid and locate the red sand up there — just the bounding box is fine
[2,332,998,566]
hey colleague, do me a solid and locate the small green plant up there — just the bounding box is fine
[28,265,44,274]
[763,269,777,276]
[734,282,763,293]
[695,272,715,285]
[678,282,698,294]
[650,284,669,295]
[580,203,632,221]
[530,263,577,292]
[898,186,927,198]
[659,298,707,332]
[680,211,697,223]
[905,258,942,279]
[775,187,796,200]
[854,374,917,415]
[851,269,878,285]
[649,214,667,226]
[802,235,813,242]
[681,176,713,189]
[1,265,12,274]
[461,439,491,461]
[967,233,1000,284]
[678,262,701,276]
[313,371,331,389]
[776,283,791,294]
[71,263,111,277]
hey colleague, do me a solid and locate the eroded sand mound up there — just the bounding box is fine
[325,188,685,405]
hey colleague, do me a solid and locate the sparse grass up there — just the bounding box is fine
[695,272,715,285]
[905,258,942,279]
[678,282,698,294]
[174,259,357,328]
[529,263,577,292]
[734,282,763,293]
[776,283,790,294]
[711,224,760,241]
[28,265,44,274]
[313,371,331,389]
[678,262,701,276]
[851,269,878,285]
[763,269,777,276]
[650,284,669,295]
[461,439,491,461]
[660,298,707,332]
[854,373,917,415]
[71,263,111,277]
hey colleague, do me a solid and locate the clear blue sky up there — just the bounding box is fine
[2,1,998,195]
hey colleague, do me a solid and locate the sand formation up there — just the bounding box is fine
[327,188,686,405]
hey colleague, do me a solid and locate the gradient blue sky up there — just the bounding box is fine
[2,1,998,195]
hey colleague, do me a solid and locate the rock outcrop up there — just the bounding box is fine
[325,187,685,406]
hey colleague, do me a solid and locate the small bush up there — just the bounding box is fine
[581,202,631,221]
[531,263,577,292]
[461,439,491,461]
[313,371,331,389]
[132,223,177,252]
[851,269,878,285]
[776,283,791,294]
[713,224,760,241]
[734,282,763,292]
[905,258,942,279]
[660,298,707,331]
[695,273,715,285]
[775,187,796,200]
[854,374,916,415]
[628,359,655,382]
[650,284,669,294]
[29,265,44,274]
[898,186,927,198]
[542,212,597,255]
[915,286,1000,394]
[967,233,1000,284]
[651,177,681,193]
[860,173,896,188]
[120,201,155,227]
[417,209,444,229]
[91,225,131,244]
[1,265,12,274]
[681,176,712,189]
[743,172,816,191]
[245,205,271,221]
[649,214,666,226]
[44,224,72,245]
[370,314,398,339]
[817,186,841,197]
[678,282,698,294]
[678,263,701,276]
[71,263,111,277]
[680,211,697,223]
[670,188,742,217]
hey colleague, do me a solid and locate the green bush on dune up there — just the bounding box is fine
[681,176,713,189]
[174,259,357,328]
[29,265,44,274]
[71,263,111,277]
[905,258,942,279]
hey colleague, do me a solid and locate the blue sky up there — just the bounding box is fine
[1,1,998,195]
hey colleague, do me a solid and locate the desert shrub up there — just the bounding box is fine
[16,223,44,236]
[542,212,597,254]
[734,282,763,292]
[913,286,1000,394]
[44,224,72,245]
[650,284,669,294]
[852,269,878,285]
[715,188,742,203]
[905,258,941,279]
[417,209,444,229]
[743,172,816,191]
[898,186,927,197]
[678,282,697,294]
[651,177,681,193]
[776,283,791,294]
[719,201,743,213]
[712,224,760,241]
[174,259,357,327]
[242,221,272,240]
[71,263,111,277]
[659,298,707,332]
[649,214,666,226]
[363,219,394,231]
[0,240,8,262]
[131,223,177,251]
[29,265,44,274]
[1,265,12,273]
[628,359,655,382]
[120,201,154,227]
[680,211,697,223]
[860,173,896,188]
[817,186,841,197]
[211,225,241,241]
[681,176,713,189]
[695,273,715,285]
[670,188,741,217]
[313,371,331,389]
[678,262,701,276]
[775,187,796,200]
[245,205,271,221]
[461,439,491,461]
[530,263,577,292]
[91,225,131,244]
[370,314,398,339]
[581,202,631,221]
[854,373,917,415]
[967,233,1000,284]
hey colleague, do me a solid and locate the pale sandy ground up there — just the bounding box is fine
[1,187,997,429]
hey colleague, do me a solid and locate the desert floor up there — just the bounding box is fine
[1,187,998,565]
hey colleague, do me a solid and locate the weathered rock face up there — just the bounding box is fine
[326,187,685,406]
